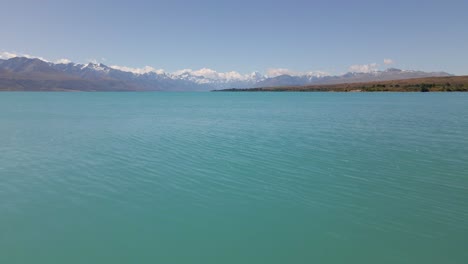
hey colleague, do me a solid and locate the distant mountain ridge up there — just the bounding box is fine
[0,57,452,91]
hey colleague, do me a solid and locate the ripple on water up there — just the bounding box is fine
[0,93,468,263]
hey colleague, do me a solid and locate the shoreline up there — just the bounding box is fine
[213,75,468,93]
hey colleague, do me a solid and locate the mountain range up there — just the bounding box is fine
[0,57,452,91]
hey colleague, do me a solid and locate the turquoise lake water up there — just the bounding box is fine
[0,92,467,263]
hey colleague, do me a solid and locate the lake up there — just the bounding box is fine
[0,92,467,263]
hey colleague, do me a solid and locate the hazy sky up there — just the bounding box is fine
[1,0,467,75]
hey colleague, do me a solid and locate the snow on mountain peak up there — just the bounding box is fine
[110,65,165,75]
[266,68,330,78]
[169,68,264,84]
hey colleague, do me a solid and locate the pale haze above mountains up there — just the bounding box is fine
[0,56,451,91]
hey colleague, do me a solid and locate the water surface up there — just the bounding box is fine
[1,92,467,263]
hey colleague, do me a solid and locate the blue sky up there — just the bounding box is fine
[1,0,467,75]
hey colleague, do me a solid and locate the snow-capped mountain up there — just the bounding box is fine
[254,68,452,88]
[0,57,452,91]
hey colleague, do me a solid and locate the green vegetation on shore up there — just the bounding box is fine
[215,76,468,92]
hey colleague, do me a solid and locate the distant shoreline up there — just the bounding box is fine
[213,76,468,92]
[1,76,467,93]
